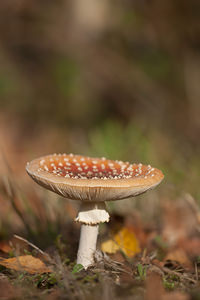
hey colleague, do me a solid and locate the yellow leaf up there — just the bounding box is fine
[0,255,52,274]
[101,227,141,257]
[101,239,120,254]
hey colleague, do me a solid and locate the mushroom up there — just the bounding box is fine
[26,154,164,269]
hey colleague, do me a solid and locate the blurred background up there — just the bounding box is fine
[0,0,200,244]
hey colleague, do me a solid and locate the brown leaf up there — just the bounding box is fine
[180,237,200,257]
[0,241,11,253]
[0,255,52,274]
[164,248,192,268]
[162,197,199,246]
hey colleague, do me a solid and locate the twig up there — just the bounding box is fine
[161,266,197,284]
[13,234,52,263]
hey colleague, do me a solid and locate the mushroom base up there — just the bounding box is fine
[77,224,99,269]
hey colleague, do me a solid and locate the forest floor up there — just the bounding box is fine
[0,116,200,300]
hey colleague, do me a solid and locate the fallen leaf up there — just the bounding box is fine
[164,249,191,268]
[0,241,11,253]
[179,237,200,257]
[101,227,141,257]
[0,255,51,274]
[162,197,198,246]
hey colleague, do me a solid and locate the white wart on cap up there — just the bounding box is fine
[26,154,164,202]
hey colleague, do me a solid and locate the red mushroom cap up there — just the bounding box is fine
[26,154,164,202]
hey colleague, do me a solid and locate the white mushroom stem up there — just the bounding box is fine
[75,202,109,269]
[77,224,99,269]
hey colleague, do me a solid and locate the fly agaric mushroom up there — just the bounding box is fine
[26,154,164,269]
